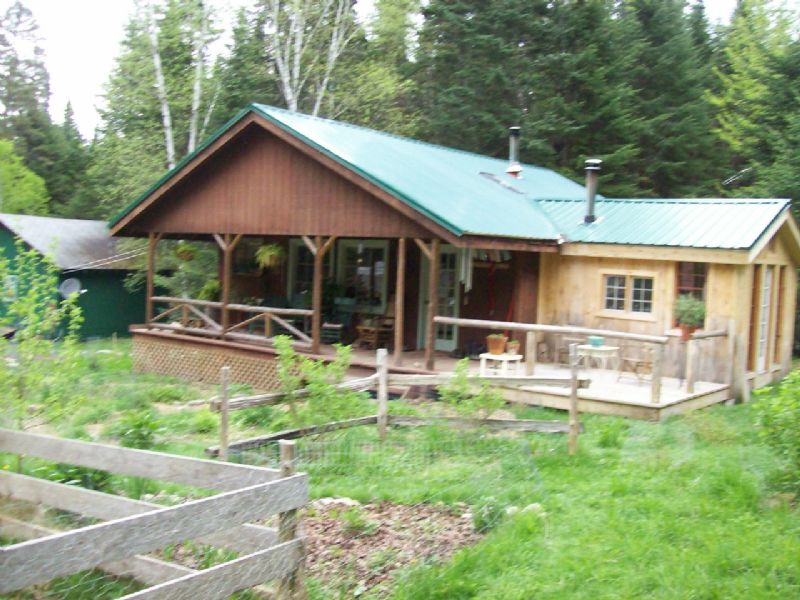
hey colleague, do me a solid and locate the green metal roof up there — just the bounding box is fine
[111,104,793,252]
[538,198,791,249]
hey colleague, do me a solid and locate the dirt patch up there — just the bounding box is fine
[303,499,482,596]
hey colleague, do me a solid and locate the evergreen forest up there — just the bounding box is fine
[2,0,800,221]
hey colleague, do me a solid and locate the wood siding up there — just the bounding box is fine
[129,125,433,239]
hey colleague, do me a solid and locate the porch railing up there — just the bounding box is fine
[148,296,313,346]
[433,316,734,404]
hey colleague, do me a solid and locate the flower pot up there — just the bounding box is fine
[679,323,697,342]
[486,335,507,355]
[506,340,520,355]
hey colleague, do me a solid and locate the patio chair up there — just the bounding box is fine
[354,297,395,350]
[617,344,654,383]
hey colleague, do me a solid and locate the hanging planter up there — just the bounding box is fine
[255,244,285,270]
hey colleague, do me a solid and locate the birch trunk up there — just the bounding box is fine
[144,2,176,170]
[187,3,208,153]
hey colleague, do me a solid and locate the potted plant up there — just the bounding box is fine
[506,339,520,355]
[486,333,508,355]
[674,294,705,341]
[255,244,285,270]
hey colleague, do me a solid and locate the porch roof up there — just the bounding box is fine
[110,104,796,256]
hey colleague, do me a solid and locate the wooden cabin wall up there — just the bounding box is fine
[130,125,433,239]
[538,253,746,383]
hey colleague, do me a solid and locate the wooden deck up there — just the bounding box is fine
[351,349,732,421]
[131,328,732,421]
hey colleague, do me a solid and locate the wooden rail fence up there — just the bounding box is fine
[208,348,590,458]
[0,429,308,599]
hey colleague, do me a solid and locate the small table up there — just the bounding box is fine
[576,344,620,370]
[479,352,523,377]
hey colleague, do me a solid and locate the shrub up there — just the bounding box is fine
[472,496,506,533]
[108,409,162,449]
[755,371,800,490]
[439,358,505,420]
[674,294,706,328]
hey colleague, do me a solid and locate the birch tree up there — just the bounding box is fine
[261,0,358,116]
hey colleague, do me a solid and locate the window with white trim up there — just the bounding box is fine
[603,273,655,314]
[337,240,388,313]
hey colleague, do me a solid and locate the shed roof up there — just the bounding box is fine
[110,104,796,254]
[0,213,132,270]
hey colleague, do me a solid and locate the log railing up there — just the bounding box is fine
[149,296,313,346]
[433,315,670,403]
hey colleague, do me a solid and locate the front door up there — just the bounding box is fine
[418,246,460,352]
[756,266,773,372]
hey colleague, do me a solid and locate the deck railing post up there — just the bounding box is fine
[277,440,305,600]
[525,331,536,375]
[650,343,664,404]
[424,239,440,371]
[726,319,736,394]
[377,348,389,441]
[219,366,230,462]
[685,337,697,393]
[145,232,161,326]
[568,343,579,455]
[394,238,406,365]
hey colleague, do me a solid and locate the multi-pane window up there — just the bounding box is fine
[631,277,653,313]
[338,240,388,312]
[604,275,626,310]
[603,274,654,314]
[676,262,706,299]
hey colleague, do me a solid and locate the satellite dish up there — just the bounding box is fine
[58,278,82,299]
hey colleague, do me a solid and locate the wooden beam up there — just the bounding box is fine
[276,441,304,600]
[414,238,432,261]
[145,233,161,324]
[525,331,536,375]
[386,373,589,387]
[568,343,580,455]
[0,476,307,593]
[685,338,697,393]
[301,235,317,255]
[560,242,750,265]
[0,471,277,554]
[394,238,406,364]
[310,235,336,353]
[424,239,440,370]
[213,233,226,251]
[221,233,233,334]
[120,540,303,600]
[0,515,196,587]
[651,343,664,404]
[0,428,280,491]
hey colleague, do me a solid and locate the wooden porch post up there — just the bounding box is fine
[145,232,162,325]
[214,233,243,337]
[311,236,336,354]
[394,238,406,365]
[424,239,440,371]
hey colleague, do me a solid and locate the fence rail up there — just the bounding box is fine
[150,296,313,346]
[0,429,308,599]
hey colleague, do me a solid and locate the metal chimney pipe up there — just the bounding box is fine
[584,158,602,223]
[506,126,522,178]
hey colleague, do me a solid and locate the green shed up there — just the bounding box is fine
[0,213,145,339]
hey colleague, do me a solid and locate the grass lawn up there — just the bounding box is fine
[2,339,799,599]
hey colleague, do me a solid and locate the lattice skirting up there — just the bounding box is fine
[132,334,282,391]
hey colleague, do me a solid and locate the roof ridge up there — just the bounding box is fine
[252,103,552,170]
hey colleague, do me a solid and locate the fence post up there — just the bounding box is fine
[685,338,696,393]
[219,366,230,462]
[525,331,536,375]
[377,348,389,441]
[277,440,304,599]
[726,319,736,394]
[568,343,579,456]
[650,343,664,404]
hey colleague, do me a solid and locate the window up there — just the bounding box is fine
[602,273,655,315]
[604,275,626,310]
[287,239,333,302]
[676,262,706,299]
[338,240,388,313]
[631,277,653,313]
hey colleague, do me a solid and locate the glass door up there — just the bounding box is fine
[418,245,460,352]
[757,266,773,372]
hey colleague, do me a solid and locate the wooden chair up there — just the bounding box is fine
[617,344,654,383]
[354,297,395,350]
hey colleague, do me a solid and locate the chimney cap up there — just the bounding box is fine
[509,125,521,137]
[585,158,603,171]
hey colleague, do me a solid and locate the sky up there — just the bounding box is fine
[2,0,748,138]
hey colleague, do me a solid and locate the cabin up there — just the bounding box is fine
[110,104,800,419]
[0,213,145,339]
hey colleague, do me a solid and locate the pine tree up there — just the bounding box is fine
[622,0,720,196]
